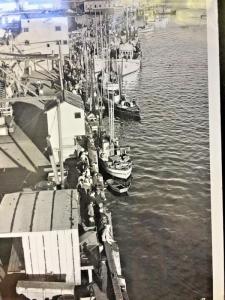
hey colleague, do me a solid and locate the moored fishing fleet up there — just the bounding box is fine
[0,1,176,299]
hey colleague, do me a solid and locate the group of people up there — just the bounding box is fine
[76,142,115,246]
[63,59,84,95]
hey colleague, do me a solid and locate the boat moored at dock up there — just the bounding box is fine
[106,178,131,194]
[98,135,132,180]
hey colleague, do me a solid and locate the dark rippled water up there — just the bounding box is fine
[106,19,212,300]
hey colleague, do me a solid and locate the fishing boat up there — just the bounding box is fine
[138,24,154,34]
[114,95,141,121]
[99,149,132,179]
[98,135,132,180]
[104,93,141,121]
[95,42,141,77]
[106,178,131,194]
[98,73,141,120]
[93,8,141,77]
[97,78,133,179]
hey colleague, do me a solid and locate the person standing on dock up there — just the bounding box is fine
[95,187,106,204]
[99,257,108,294]
[102,224,115,245]
[88,201,95,218]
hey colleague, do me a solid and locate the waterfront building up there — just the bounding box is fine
[46,91,86,163]
[0,0,18,12]
[14,13,69,56]
[0,189,86,298]
[84,0,122,14]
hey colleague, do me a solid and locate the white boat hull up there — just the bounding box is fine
[106,166,132,179]
[100,159,132,179]
[138,27,154,33]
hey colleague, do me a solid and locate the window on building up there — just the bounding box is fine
[74,112,81,119]
[23,27,29,32]
[47,43,50,47]
[25,40,30,45]
[56,41,60,45]
[63,40,68,45]
[55,26,61,31]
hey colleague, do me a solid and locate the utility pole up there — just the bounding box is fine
[58,42,65,189]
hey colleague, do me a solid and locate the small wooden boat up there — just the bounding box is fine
[138,25,154,34]
[106,178,130,194]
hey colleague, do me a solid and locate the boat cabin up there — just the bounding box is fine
[119,43,134,59]
[120,97,137,108]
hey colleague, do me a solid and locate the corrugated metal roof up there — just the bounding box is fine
[0,189,79,234]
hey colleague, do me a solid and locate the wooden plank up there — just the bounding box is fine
[32,191,53,232]
[22,235,33,274]
[0,193,20,234]
[43,231,60,275]
[57,231,68,278]
[52,190,71,230]
[64,230,75,283]
[104,243,124,300]
[71,230,81,285]
[29,233,42,274]
[12,192,36,233]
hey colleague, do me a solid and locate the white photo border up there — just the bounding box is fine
[207,0,224,299]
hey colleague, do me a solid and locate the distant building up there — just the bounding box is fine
[0,0,17,12]
[20,0,62,10]
[14,13,69,56]
[0,0,63,12]
[46,91,86,162]
[84,0,122,14]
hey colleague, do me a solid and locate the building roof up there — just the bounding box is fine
[45,90,84,111]
[20,11,68,20]
[0,122,49,171]
[0,189,79,234]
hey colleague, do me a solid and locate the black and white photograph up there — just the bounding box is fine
[0,0,223,300]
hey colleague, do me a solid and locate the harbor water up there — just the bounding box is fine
[106,16,212,300]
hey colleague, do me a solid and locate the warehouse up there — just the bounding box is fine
[0,189,82,297]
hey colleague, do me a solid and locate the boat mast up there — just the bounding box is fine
[90,55,94,112]
[57,42,65,189]
[95,10,98,56]
[108,85,114,143]
[100,12,104,58]
[118,65,122,98]
[126,7,129,42]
